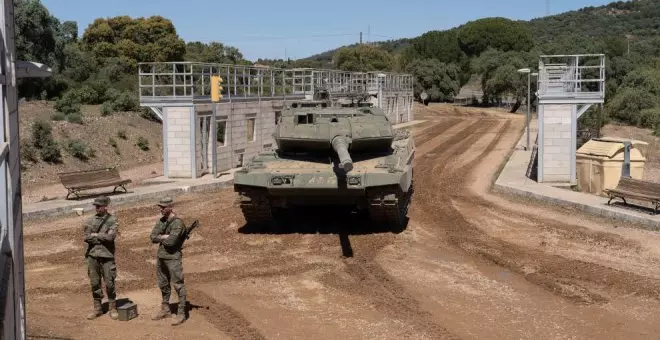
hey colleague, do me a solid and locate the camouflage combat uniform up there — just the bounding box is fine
[83,196,119,320]
[150,197,187,325]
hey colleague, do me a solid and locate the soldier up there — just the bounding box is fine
[149,196,187,326]
[83,195,119,320]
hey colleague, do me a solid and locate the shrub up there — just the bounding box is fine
[117,130,127,140]
[72,86,100,105]
[112,90,138,112]
[136,136,149,151]
[30,120,62,163]
[31,120,54,149]
[51,112,66,121]
[54,91,81,115]
[65,139,95,161]
[66,111,83,124]
[109,137,120,154]
[100,101,114,115]
[20,139,38,163]
[40,141,62,163]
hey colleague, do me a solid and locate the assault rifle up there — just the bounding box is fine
[183,220,200,240]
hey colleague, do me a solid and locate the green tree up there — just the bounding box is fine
[473,48,537,112]
[332,45,394,72]
[458,17,534,56]
[405,59,461,102]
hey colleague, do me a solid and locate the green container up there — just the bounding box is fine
[117,301,138,321]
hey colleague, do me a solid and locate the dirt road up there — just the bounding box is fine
[24,104,660,339]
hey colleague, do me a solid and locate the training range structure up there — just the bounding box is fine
[138,63,415,179]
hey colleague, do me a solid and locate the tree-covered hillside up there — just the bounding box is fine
[282,0,659,134]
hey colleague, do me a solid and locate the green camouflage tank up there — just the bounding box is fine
[233,92,414,229]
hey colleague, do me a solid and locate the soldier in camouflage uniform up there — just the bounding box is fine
[83,196,119,320]
[150,196,187,326]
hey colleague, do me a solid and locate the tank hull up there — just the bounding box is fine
[233,129,415,228]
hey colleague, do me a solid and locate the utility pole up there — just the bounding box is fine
[368,25,371,44]
[360,32,362,44]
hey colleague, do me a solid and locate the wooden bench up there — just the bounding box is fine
[58,167,132,200]
[604,177,660,215]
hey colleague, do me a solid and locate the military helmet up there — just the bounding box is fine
[93,196,110,206]
[157,196,174,207]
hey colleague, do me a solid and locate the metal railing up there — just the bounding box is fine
[138,62,414,104]
[537,54,605,100]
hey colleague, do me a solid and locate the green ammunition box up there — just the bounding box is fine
[117,301,138,321]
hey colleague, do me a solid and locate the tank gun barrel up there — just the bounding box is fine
[331,136,353,172]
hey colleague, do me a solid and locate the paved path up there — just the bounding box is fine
[22,170,237,222]
[493,122,660,230]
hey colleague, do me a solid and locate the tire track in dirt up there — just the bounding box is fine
[188,288,267,340]
[450,120,660,302]
[319,235,462,340]
[420,119,610,303]
[413,118,462,148]
[417,117,660,304]
[307,120,500,340]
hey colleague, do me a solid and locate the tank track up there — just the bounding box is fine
[237,188,273,225]
[367,184,412,229]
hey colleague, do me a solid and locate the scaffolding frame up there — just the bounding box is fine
[137,62,414,106]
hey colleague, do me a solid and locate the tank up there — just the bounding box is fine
[233,90,415,229]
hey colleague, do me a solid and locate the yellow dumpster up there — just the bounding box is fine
[576,138,647,196]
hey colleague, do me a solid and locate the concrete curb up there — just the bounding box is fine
[23,179,234,222]
[492,138,660,231]
[492,182,660,231]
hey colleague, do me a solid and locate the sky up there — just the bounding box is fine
[40,0,617,61]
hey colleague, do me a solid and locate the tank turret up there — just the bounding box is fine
[272,101,395,172]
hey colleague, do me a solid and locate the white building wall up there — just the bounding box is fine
[165,106,193,178]
[540,104,573,183]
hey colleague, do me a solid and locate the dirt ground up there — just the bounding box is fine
[23,103,660,339]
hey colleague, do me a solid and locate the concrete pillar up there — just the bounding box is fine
[164,106,194,178]
[539,103,573,183]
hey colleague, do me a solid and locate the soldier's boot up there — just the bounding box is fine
[86,299,103,320]
[171,298,186,326]
[108,300,119,320]
[151,302,170,320]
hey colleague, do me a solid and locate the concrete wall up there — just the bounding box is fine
[539,103,574,183]
[213,100,282,173]
[164,106,193,178]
